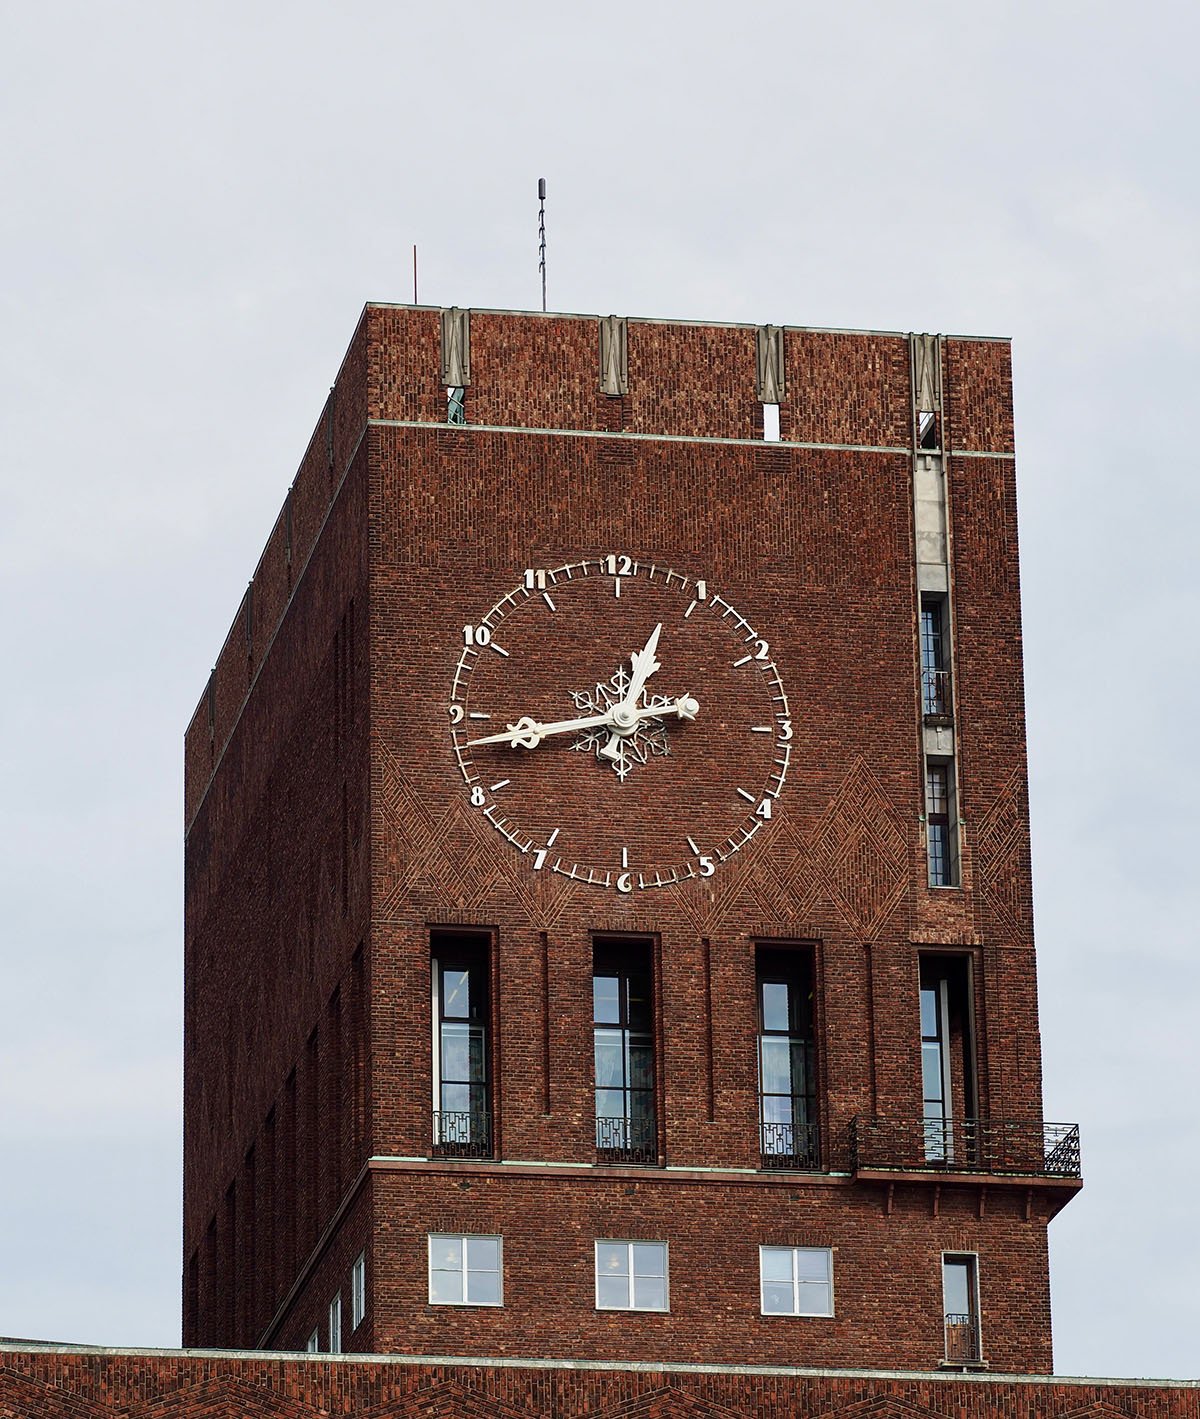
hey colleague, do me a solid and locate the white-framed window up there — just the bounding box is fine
[594,1240,669,1312]
[305,1327,320,1353]
[351,1250,366,1328]
[428,1234,502,1306]
[328,1291,342,1353]
[759,1245,834,1316]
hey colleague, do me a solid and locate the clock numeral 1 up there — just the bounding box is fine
[463,623,491,647]
[695,579,707,600]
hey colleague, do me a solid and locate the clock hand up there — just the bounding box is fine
[464,695,699,751]
[601,622,663,761]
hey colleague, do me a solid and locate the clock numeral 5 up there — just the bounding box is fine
[698,855,715,877]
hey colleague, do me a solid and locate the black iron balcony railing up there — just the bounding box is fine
[944,1312,982,1363]
[595,1112,657,1165]
[850,1116,1081,1180]
[922,668,953,719]
[760,1120,821,1171]
[432,1110,492,1159]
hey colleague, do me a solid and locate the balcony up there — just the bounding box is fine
[595,1112,657,1165]
[851,1116,1081,1181]
[760,1120,821,1171]
[922,667,953,720]
[944,1312,982,1363]
[432,1110,492,1159]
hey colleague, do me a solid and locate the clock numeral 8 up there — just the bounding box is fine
[470,785,486,807]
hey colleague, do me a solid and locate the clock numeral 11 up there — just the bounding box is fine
[524,568,548,589]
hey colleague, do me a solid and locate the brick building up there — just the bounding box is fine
[180,304,1082,1373]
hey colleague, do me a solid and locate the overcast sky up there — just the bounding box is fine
[2,0,1197,1382]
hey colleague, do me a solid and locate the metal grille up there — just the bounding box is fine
[922,667,953,718]
[944,1312,981,1362]
[595,1112,656,1165]
[760,1121,821,1170]
[432,1110,491,1159]
[851,1116,1081,1179]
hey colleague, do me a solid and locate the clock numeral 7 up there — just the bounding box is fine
[532,849,548,870]
[604,553,633,576]
[463,623,492,647]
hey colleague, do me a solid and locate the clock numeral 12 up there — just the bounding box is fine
[604,553,633,576]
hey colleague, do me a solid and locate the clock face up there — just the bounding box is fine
[449,555,792,893]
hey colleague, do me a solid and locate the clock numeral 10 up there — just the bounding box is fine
[463,623,492,647]
[524,568,548,590]
[604,553,633,576]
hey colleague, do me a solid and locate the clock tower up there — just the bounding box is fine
[183,304,1080,1370]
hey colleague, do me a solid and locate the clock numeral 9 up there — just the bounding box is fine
[604,553,633,576]
[463,623,492,647]
[470,785,486,807]
[755,797,773,820]
[449,704,464,724]
[524,568,548,590]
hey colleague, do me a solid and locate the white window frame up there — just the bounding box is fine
[594,1239,670,1312]
[427,1233,503,1307]
[328,1291,342,1353]
[351,1250,366,1328]
[758,1245,834,1317]
[305,1327,319,1353]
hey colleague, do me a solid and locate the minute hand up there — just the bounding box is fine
[464,695,699,750]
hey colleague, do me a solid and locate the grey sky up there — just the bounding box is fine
[2,0,1197,1380]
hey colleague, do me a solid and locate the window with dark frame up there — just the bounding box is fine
[925,761,956,887]
[920,595,952,719]
[942,1253,981,1362]
[593,938,656,1164]
[757,948,819,1169]
[431,930,492,1158]
[920,955,977,1165]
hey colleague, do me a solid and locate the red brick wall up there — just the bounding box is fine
[1,1348,1194,1418]
[183,306,1058,1369]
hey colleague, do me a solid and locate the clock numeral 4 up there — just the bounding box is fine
[463,623,492,647]
[755,797,773,820]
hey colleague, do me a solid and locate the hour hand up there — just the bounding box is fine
[464,709,612,749]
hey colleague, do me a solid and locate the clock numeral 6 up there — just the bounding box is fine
[470,785,486,807]
[463,623,492,647]
[698,854,715,877]
[524,568,548,590]
[616,871,634,894]
[604,553,633,576]
[755,797,773,820]
[449,704,464,724]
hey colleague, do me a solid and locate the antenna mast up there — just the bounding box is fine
[538,178,547,313]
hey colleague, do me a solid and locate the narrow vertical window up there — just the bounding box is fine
[757,948,819,1169]
[920,955,976,1164]
[351,1251,366,1329]
[305,1327,319,1353]
[328,1292,342,1353]
[447,386,466,425]
[762,403,781,442]
[925,761,957,886]
[593,938,656,1164]
[942,1254,981,1361]
[920,595,951,718]
[431,931,492,1157]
